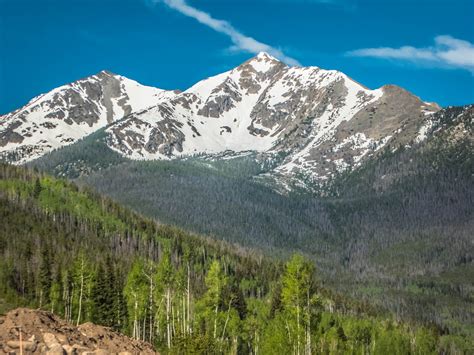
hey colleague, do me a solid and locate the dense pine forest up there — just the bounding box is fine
[1,163,470,354]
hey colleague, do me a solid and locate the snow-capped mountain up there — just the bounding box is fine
[105,52,439,184]
[1,52,440,185]
[0,71,175,163]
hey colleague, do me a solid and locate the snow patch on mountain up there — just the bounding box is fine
[1,52,441,189]
[0,72,175,163]
[276,74,383,176]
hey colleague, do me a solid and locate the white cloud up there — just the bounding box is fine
[348,35,474,73]
[151,0,301,66]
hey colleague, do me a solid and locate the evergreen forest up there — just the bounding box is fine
[1,163,469,354]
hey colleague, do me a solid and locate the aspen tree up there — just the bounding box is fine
[281,255,313,355]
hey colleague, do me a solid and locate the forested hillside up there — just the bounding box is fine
[321,105,473,341]
[28,106,474,343]
[1,164,469,353]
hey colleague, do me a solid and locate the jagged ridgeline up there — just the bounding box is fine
[1,52,440,188]
[0,164,468,354]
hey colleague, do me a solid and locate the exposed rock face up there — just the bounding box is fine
[104,52,439,186]
[1,52,443,187]
[0,71,174,163]
[271,84,440,184]
[0,308,156,354]
[422,104,473,143]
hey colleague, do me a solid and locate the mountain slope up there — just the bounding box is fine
[3,164,463,354]
[2,52,439,187]
[29,105,474,339]
[0,71,175,163]
[105,52,439,186]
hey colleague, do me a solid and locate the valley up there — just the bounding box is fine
[1,53,472,353]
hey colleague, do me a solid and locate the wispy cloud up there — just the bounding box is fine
[347,36,474,73]
[150,0,301,66]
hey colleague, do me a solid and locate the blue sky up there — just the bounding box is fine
[1,0,473,114]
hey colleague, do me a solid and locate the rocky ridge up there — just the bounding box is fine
[0,71,175,163]
[1,52,441,187]
[105,52,439,187]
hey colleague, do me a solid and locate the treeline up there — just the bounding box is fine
[0,164,463,353]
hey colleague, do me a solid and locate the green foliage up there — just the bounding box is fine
[33,177,42,198]
[260,313,292,354]
[28,128,127,178]
[39,243,52,307]
[0,163,472,353]
[280,254,314,354]
[28,108,474,341]
[124,259,148,337]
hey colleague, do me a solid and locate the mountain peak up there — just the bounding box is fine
[236,51,286,74]
[2,54,441,180]
[0,70,173,163]
[255,51,279,61]
[96,69,118,78]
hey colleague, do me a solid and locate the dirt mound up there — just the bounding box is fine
[0,308,156,354]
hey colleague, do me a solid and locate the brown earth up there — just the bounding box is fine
[0,308,157,355]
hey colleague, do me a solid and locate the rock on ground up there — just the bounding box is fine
[0,308,156,354]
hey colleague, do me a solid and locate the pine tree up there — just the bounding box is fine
[39,243,52,308]
[114,267,128,332]
[91,263,107,325]
[33,177,42,199]
[50,264,63,315]
[104,256,117,327]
